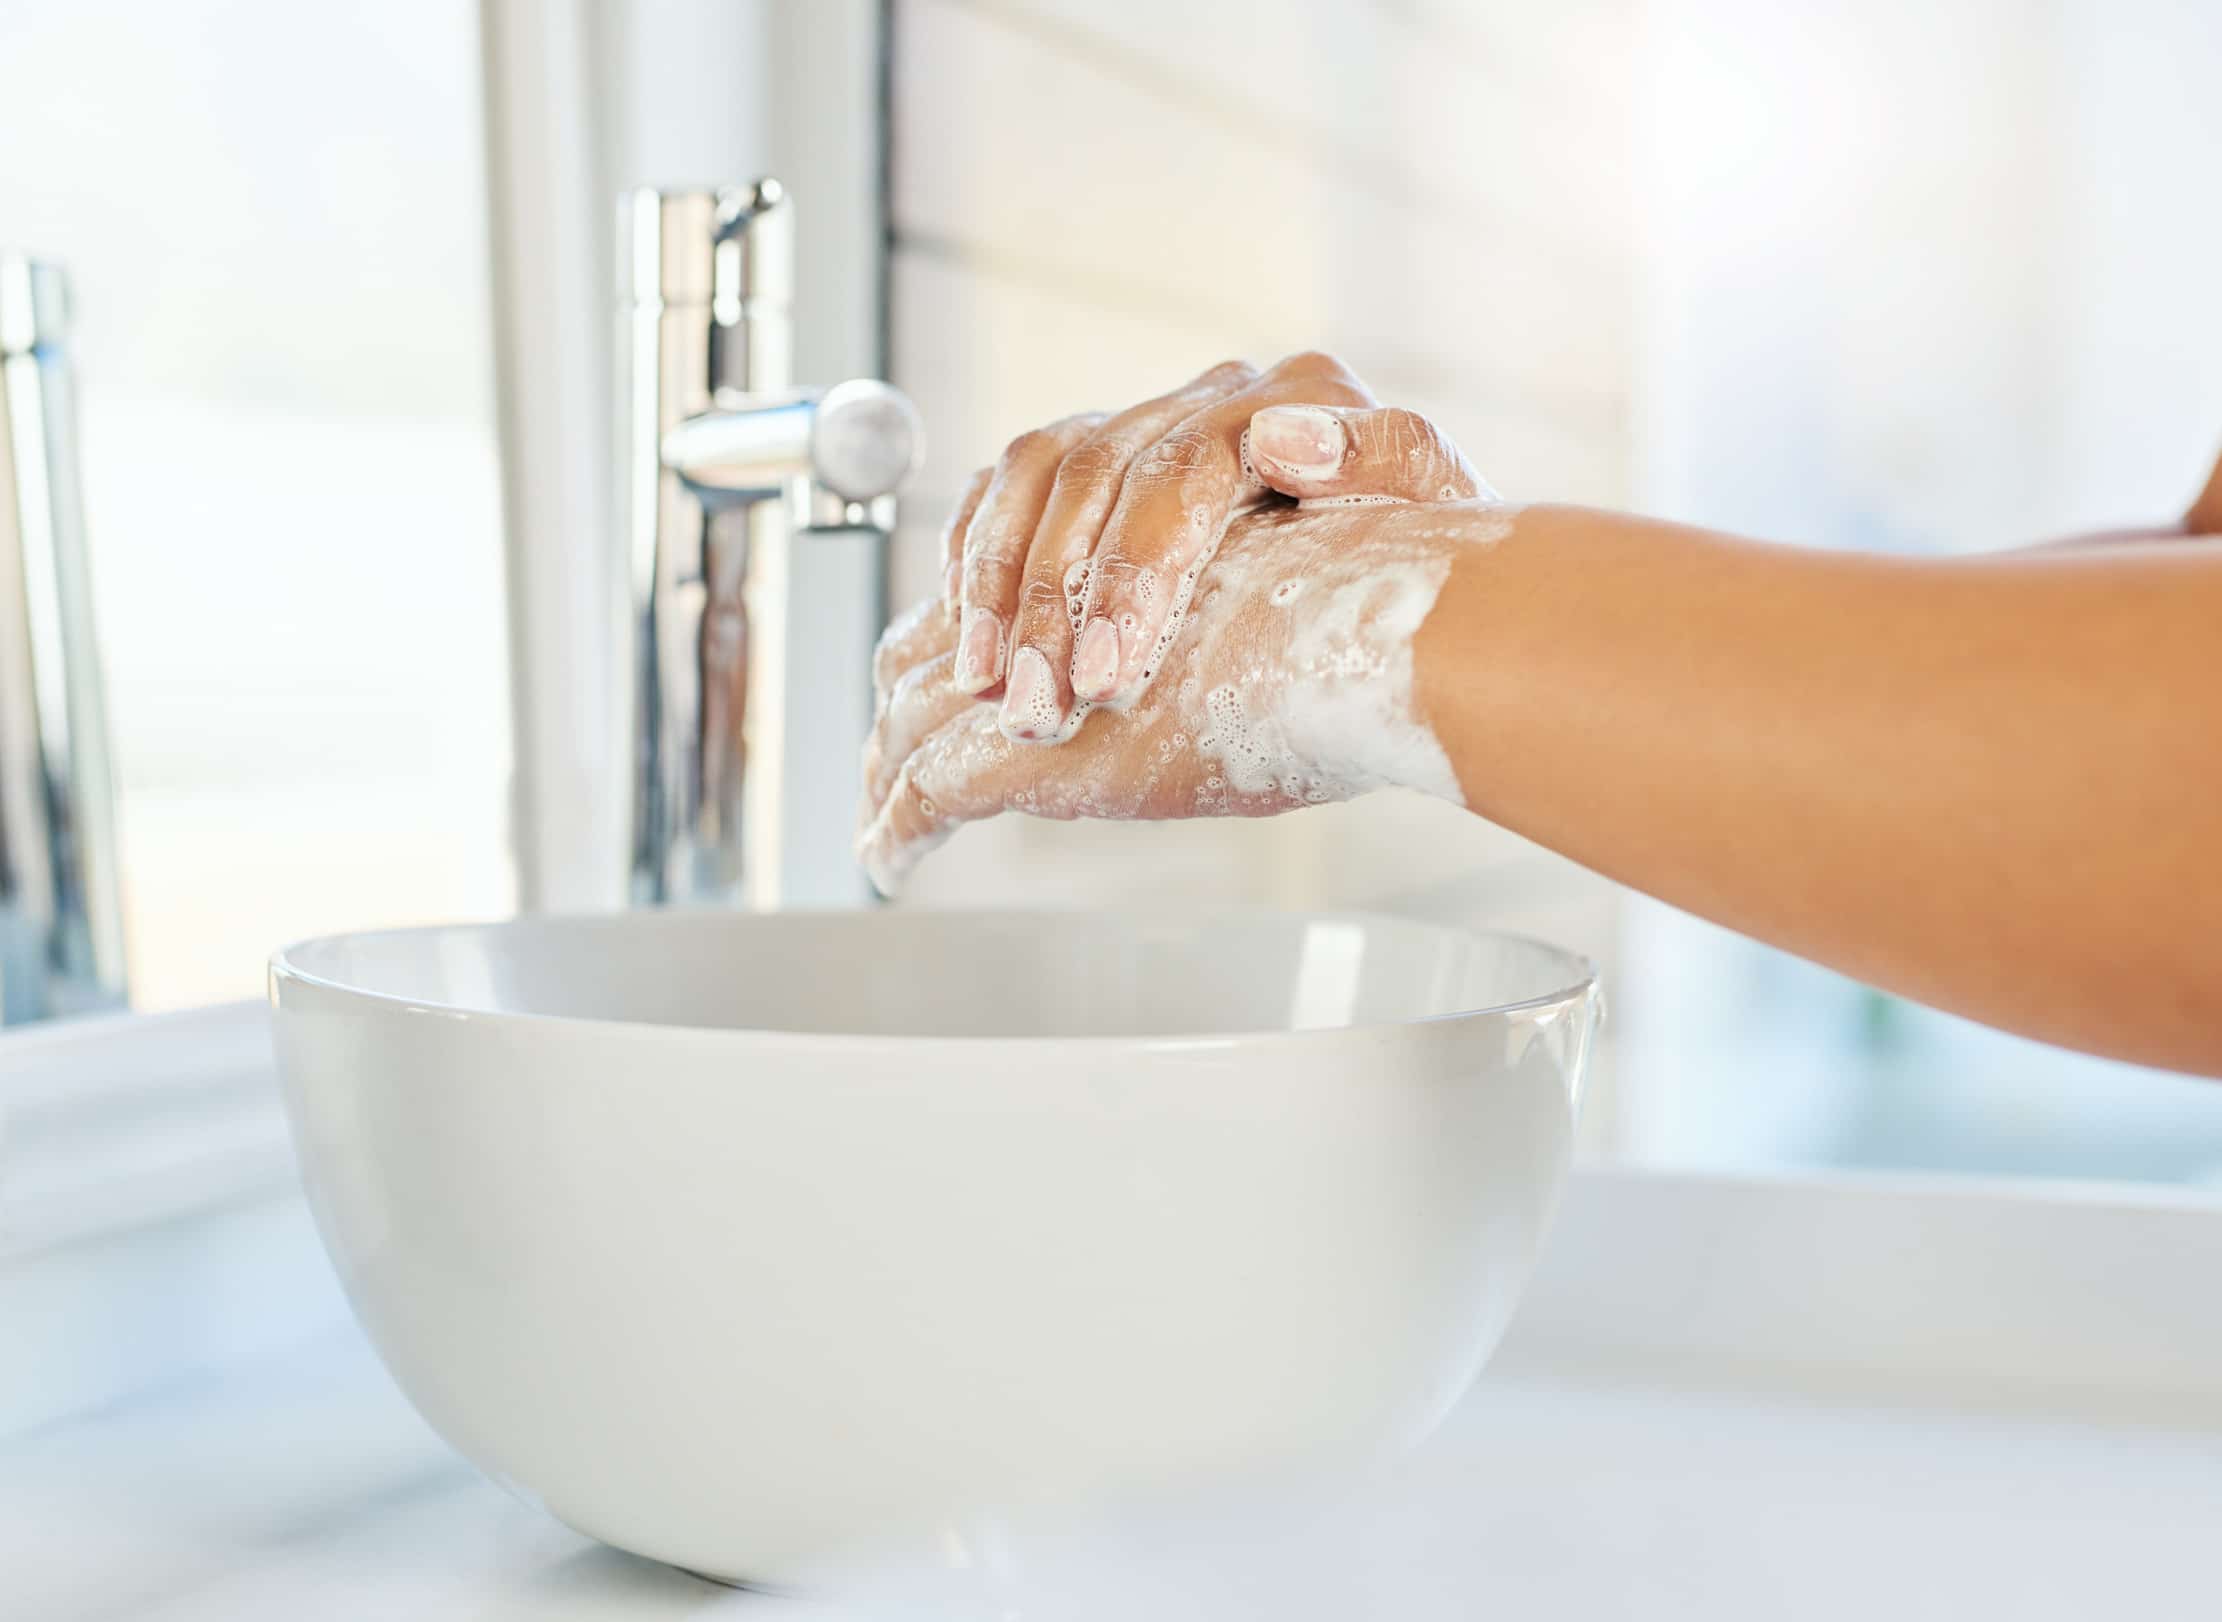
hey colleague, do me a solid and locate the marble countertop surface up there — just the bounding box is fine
[11,1311,2218,1621]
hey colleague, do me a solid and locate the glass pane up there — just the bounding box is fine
[0,0,512,1009]
[1616,0,2222,1186]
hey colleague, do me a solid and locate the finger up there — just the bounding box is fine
[1074,352,1372,707]
[1246,403,1493,507]
[857,708,1015,896]
[861,649,980,811]
[862,603,957,838]
[872,593,957,710]
[938,466,994,606]
[956,415,1102,696]
[998,361,1258,742]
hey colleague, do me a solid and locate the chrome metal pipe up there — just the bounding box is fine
[659,380,917,514]
[619,182,919,908]
[0,254,125,1023]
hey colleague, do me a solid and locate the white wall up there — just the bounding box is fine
[2047,0,2222,530]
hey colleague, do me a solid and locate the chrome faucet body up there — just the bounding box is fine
[619,181,918,908]
[0,255,125,1022]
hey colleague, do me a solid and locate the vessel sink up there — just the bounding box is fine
[268,908,1600,1586]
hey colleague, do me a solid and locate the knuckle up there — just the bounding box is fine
[1269,351,1371,406]
[1130,423,1223,483]
[1196,357,1259,389]
[1089,554,1158,601]
[1016,576,1069,621]
[901,731,983,821]
[1358,407,1447,471]
[1388,408,1432,457]
[888,656,936,714]
[1052,432,1129,490]
[1404,407,1451,450]
[962,509,1030,568]
[1415,420,1466,482]
[962,556,1018,603]
[1272,349,1344,379]
[999,427,1060,469]
[1017,573,1066,613]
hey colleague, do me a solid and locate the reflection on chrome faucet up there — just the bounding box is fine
[0,254,126,1024]
[619,181,920,909]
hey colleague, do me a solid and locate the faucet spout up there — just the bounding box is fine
[619,185,919,910]
[0,254,126,1022]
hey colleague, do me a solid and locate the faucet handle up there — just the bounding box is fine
[811,380,924,505]
[659,380,923,510]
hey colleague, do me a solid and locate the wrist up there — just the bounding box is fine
[1408,500,1547,812]
[1275,501,1515,805]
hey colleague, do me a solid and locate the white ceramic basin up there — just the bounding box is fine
[268,909,1599,1587]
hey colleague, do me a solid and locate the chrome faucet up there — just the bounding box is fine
[0,254,125,1023]
[619,181,920,908]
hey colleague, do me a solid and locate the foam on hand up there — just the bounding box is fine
[859,499,1514,894]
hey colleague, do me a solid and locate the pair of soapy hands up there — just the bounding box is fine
[857,352,1497,893]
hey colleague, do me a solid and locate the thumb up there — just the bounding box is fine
[1244,403,1497,507]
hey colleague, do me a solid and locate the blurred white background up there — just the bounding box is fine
[0,0,512,1008]
[3,0,2217,1180]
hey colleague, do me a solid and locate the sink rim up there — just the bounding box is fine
[268,906,1600,1052]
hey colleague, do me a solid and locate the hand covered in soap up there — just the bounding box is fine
[940,351,1493,737]
[858,397,1508,893]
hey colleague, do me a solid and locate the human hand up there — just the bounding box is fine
[860,467,1510,894]
[939,353,1493,742]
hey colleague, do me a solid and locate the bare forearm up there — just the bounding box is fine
[1417,504,2222,1075]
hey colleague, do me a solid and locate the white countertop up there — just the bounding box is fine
[9,1254,2219,1620]
[7,1006,2221,1618]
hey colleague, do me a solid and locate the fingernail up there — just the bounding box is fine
[1250,406,1346,478]
[1072,616,1121,701]
[954,610,1003,693]
[999,645,1063,740]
